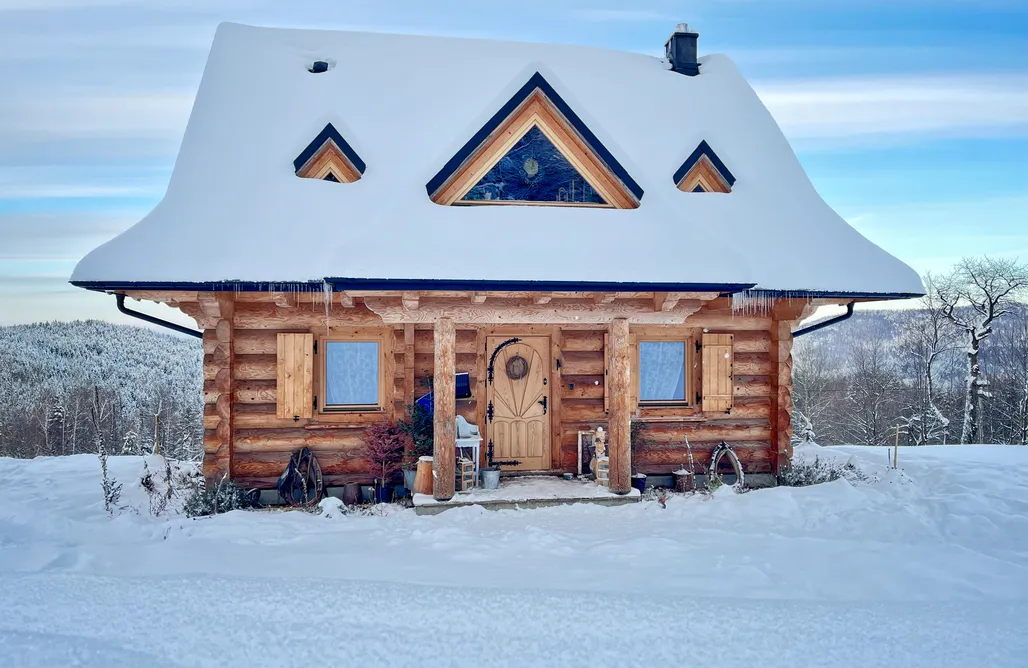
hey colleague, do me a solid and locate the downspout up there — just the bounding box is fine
[791,302,855,338]
[116,293,202,339]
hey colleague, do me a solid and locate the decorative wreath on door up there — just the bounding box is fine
[505,354,530,380]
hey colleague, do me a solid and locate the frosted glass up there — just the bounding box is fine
[325,341,379,406]
[639,341,686,402]
[461,126,606,204]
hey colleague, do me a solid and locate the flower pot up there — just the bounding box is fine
[631,473,647,492]
[481,468,501,490]
[402,468,417,492]
[342,482,363,506]
[672,470,694,493]
[375,486,393,504]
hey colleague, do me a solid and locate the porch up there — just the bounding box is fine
[411,475,641,515]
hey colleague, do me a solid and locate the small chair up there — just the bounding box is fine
[455,415,483,487]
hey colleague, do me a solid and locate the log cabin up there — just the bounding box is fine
[71,23,924,499]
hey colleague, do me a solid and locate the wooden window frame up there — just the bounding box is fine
[316,331,390,415]
[634,332,698,409]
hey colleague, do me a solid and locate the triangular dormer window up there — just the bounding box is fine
[674,140,734,193]
[428,73,642,208]
[294,123,366,183]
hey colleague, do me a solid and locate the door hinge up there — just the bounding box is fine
[556,358,562,371]
[314,395,319,410]
[695,391,701,405]
[313,340,318,354]
[695,340,702,353]
[487,401,494,423]
[539,396,548,415]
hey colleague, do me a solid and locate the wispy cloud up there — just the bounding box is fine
[755,73,1028,144]
[0,91,193,141]
[573,9,676,22]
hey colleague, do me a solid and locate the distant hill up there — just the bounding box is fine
[0,321,203,459]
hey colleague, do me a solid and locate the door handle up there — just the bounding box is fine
[538,396,548,414]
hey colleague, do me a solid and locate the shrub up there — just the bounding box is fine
[778,456,868,487]
[398,403,433,464]
[182,475,252,517]
[363,420,410,486]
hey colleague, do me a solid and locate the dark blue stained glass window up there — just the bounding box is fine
[323,172,340,183]
[460,125,607,205]
[692,184,706,192]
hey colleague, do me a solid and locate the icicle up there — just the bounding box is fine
[323,280,333,330]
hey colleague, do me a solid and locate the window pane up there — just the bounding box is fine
[639,341,686,402]
[325,341,379,406]
[461,126,607,205]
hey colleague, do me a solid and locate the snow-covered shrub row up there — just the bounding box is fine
[0,321,203,460]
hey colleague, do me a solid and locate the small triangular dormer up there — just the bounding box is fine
[674,140,734,193]
[294,123,366,183]
[427,72,642,208]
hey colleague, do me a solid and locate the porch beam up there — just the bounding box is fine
[432,317,456,501]
[338,292,356,308]
[607,317,631,494]
[533,293,553,305]
[471,292,488,304]
[401,291,420,310]
[363,297,706,325]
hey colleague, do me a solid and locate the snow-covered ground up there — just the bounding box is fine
[1,445,1027,667]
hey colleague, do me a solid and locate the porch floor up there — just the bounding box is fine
[411,476,642,515]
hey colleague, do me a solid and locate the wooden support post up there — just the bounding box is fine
[607,317,631,494]
[770,320,794,475]
[433,317,456,501]
[403,324,415,407]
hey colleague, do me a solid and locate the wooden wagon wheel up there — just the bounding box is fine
[707,441,745,490]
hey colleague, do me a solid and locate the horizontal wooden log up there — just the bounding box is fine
[203,358,218,381]
[234,329,281,355]
[733,331,771,354]
[633,441,771,466]
[732,353,773,377]
[232,451,372,478]
[734,375,772,397]
[233,427,368,452]
[232,302,384,329]
[639,462,772,475]
[561,399,607,423]
[364,297,704,325]
[398,353,478,379]
[235,380,277,404]
[560,376,605,400]
[561,330,605,352]
[233,354,277,381]
[561,351,604,376]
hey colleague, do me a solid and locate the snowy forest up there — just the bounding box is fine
[794,257,1028,446]
[0,320,203,460]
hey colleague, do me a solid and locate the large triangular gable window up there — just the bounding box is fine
[294,123,366,184]
[674,140,734,193]
[427,73,643,209]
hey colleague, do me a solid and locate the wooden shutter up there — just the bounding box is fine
[276,333,313,419]
[701,333,734,413]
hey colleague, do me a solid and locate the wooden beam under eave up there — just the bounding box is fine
[198,293,222,319]
[338,292,355,308]
[401,291,420,311]
[471,292,488,304]
[124,290,198,305]
[270,292,297,308]
[534,294,553,305]
[363,297,705,325]
[593,293,618,305]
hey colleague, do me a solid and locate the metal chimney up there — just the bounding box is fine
[665,23,700,76]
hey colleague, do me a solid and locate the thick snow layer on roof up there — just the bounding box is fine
[71,23,924,296]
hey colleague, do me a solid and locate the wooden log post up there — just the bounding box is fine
[607,318,631,494]
[203,293,234,482]
[432,317,456,501]
[770,320,794,475]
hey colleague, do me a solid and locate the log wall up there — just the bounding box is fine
[163,292,796,488]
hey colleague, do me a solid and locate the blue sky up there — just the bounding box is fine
[1,0,1026,325]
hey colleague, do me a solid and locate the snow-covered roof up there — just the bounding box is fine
[71,22,924,298]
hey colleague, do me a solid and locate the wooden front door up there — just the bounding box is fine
[486,336,551,471]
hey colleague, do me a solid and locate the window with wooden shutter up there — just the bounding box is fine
[701,333,734,413]
[277,333,313,419]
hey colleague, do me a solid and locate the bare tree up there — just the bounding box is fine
[899,273,958,444]
[843,326,901,445]
[937,256,1028,443]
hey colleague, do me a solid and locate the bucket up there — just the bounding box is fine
[375,486,393,504]
[402,468,417,491]
[631,473,647,492]
[342,482,363,506]
[482,468,501,490]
